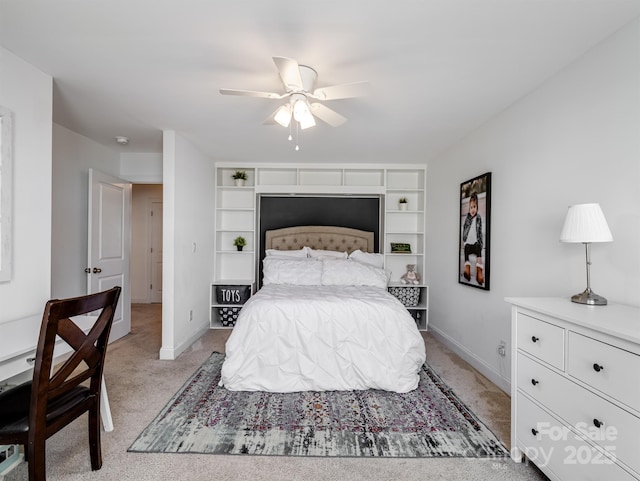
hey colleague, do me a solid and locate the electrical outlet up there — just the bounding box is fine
[498,340,507,357]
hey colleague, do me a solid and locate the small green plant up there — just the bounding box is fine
[233,236,247,247]
[232,170,248,180]
[399,197,408,204]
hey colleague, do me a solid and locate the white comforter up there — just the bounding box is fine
[220,284,426,393]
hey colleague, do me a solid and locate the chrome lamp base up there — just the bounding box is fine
[569,243,608,306]
[571,288,607,306]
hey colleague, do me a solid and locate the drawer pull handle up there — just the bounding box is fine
[593,363,604,372]
[593,418,604,428]
[531,379,539,386]
[531,428,539,436]
[26,357,36,364]
[531,336,539,343]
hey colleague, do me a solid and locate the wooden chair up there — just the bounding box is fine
[0,286,121,481]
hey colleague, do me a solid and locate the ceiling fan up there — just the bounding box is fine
[220,56,370,130]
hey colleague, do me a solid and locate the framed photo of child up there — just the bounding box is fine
[459,172,491,290]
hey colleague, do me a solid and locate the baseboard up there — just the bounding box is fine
[159,323,209,360]
[428,325,511,394]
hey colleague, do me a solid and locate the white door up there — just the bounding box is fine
[87,169,131,342]
[150,200,163,303]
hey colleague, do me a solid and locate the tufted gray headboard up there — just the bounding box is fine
[265,226,375,254]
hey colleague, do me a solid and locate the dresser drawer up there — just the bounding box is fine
[518,352,640,476]
[517,352,567,410]
[0,351,36,381]
[568,332,640,412]
[517,313,565,370]
[516,393,636,481]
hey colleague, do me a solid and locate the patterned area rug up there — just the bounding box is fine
[129,352,508,458]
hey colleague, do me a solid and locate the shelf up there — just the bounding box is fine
[344,169,384,187]
[255,184,385,195]
[386,170,425,191]
[212,279,254,285]
[385,252,424,256]
[389,208,420,213]
[214,163,427,328]
[387,284,429,331]
[385,230,425,235]
[210,282,254,329]
[217,167,255,188]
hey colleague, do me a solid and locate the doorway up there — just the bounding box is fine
[131,184,163,303]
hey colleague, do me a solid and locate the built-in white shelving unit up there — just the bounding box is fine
[214,167,256,283]
[388,283,429,331]
[384,169,425,284]
[212,163,428,329]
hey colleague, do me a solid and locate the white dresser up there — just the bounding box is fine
[506,297,640,481]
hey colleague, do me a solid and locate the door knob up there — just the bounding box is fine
[85,268,91,273]
[93,267,102,273]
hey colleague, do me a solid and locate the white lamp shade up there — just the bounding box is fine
[560,203,613,243]
[273,104,292,128]
[293,99,316,129]
[293,99,309,121]
[298,112,316,130]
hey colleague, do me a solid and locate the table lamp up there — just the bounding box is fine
[559,203,613,305]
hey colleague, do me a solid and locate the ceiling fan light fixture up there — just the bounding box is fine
[274,104,292,128]
[221,56,369,134]
[292,99,309,121]
[293,99,315,130]
[298,112,316,130]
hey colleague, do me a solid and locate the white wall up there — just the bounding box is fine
[120,152,162,183]
[0,47,52,323]
[425,19,640,392]
[51,124,121,298]
[131,184,163,303]
[160,131,215,360]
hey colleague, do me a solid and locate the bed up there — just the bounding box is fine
[219,226,426,393]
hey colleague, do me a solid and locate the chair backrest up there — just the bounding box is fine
[30,287,121,428]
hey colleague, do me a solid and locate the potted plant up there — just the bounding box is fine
[399,197,408,211]
[232,170,248,187]
[233,236,247,251]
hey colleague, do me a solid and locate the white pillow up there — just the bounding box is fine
[320,259,389,288]
[307,247,347,259]
[263,257,322,285]
[265,247,309,258]
[348,249,384,268]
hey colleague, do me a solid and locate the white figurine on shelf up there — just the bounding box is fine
[400,264,421,285]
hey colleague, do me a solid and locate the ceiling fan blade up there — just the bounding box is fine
[273,56,304,92]
[219,88,286,99]
[311,81,371,100]
[310,103,347,127]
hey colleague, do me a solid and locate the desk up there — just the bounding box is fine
[0,313,113,432]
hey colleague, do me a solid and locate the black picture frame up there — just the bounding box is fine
[459,172,491,290]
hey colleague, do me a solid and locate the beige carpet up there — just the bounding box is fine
[2,304,547,481]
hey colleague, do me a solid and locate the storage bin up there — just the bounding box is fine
[215,285,251,305]
[388,286,420,307]
[218,307,242,327]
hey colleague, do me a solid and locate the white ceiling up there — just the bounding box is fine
[2,0,639,164]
